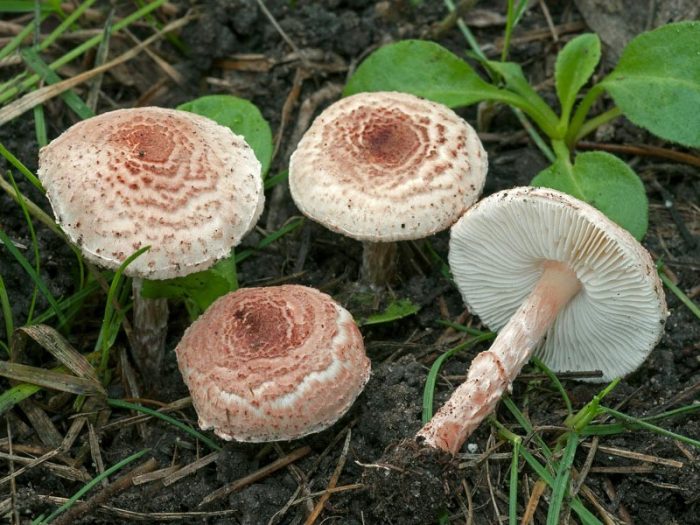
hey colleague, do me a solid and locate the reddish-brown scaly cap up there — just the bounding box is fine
[289,91,487,242]
[38,107,264,279]
[175,285,370,442]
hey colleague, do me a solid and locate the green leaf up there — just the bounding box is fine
[344,40,517,108]
[601,21,700,147]
[141,255,237,317]
[531,151,648,240]
[555,33,601,119]
[178,95,273,176]
[360,298,420,326]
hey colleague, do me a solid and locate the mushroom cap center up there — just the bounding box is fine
[227,298,311,360]
[111,122,176,164]
[361,116,420,167]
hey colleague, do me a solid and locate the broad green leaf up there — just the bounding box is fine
[344,40,517,108]
[360,298,420,326]
[141,255,237,317]
[555,33,601,118]
[178,95,273,176]
[531,151,648,240]
[601,21,700,147]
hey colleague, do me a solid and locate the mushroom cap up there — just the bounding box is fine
[38,107,264,280]
[175,285,371,442]
[289,91,487,242]
[449,187,668,381]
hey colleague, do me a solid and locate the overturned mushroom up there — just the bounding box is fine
[419,187,668,454]
[289,91,487,287]
[364,187,668,523]
[38,107,264,375]
[175,285,371,442]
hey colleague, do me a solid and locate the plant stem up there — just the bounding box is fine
[574,107,623,144]
[511,107,555,162]
[565,87,602,144]
[442,0,487,63]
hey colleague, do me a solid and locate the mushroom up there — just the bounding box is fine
[289,91,487,288]
[38,107,264,375]
[418,187,668,454]
[175,285,370,441]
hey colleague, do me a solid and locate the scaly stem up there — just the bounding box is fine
[417,260,581,454]
[131,278,168,375]
[361,241,398,288]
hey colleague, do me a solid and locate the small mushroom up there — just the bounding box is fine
[418,187,668,454]
[38,107,264,374]
[175,285,371,442]
[289,91,487,287]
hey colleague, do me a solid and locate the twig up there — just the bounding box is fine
[651,179,698,250]
[0,15,193,126]
[520,479,546,525]
[254,0,310,69]
[162,451,219,487]
[537,0,558,42]
[576,141,700,168]
[88,422,108,488]
[461,479,474,525]
[581,442,684,469]
[6,416,19,525]
[304,430,352,525]
[51,457,158,525]
[200,446,311,507]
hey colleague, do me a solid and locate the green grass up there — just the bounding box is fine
[107,398,222,452]
[32,448,150,524]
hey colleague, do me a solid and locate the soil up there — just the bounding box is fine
[1,1,699,524]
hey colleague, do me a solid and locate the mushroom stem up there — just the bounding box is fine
[131,278,168,375]
[361,241,398,288]
[417,260,581,454]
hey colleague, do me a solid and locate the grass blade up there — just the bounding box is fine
[0,361,104,396]
[597,406,700,449]
[107,398,221,452]
[547,432,579,525]
[518,445,600,525]
[0,382,41,416]
[0,273,13,346]
[7,171,41,322]
[21,48,95,120]
[422,332,495,424]
[35,448,150,524]
[509,437,521,525]
[531,356,573,417]
[492,418,601,525]
[97,247,149,375]
[0,143,43,191]
[0,227,66,326]
[235,217,304,264]
[0,17,42,61]
[658,264,700,320]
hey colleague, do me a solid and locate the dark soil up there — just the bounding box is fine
[1,1,699,524]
